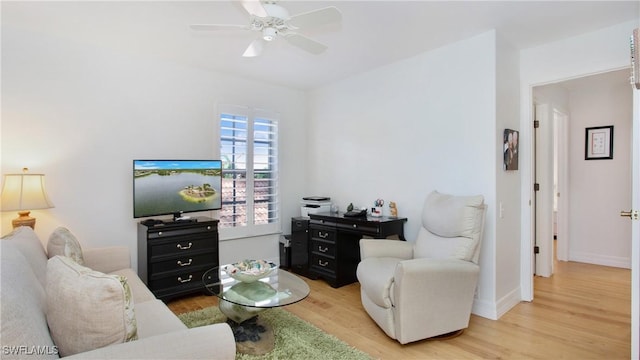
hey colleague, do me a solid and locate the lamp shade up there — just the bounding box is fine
[1,173,54,211]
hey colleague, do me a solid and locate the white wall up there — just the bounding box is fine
[494,33,522,317]
[307,31,500,318]
[1,22,308,268]
[520,20,639,299]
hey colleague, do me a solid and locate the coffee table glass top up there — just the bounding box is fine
[203,265,310,308]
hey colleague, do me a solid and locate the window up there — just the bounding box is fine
[218,105,279,238]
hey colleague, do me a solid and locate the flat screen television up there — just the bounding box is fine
[133,160,222,220]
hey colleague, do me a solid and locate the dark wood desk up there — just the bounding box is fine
[308,212,407,287]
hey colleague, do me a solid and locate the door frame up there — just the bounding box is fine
[554,110,569,262]
[630,85,639,359]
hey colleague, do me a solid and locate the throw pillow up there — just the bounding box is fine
[46,256,137,356]
[47,227,84,265]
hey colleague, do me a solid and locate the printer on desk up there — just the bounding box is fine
[301,196,331,217]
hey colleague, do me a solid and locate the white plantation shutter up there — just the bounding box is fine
[253,116,279,225]
[218,105,280,238]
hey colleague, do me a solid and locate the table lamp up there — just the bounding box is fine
[1,168,54,229]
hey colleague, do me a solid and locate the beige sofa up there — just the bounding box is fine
[0,226,235,359]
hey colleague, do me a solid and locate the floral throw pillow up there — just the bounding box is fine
[47,227,84,265]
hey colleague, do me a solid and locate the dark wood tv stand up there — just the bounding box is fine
[308,212,407,288]
[137,216,219,302]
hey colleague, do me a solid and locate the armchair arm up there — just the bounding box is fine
[82,246,131,273]
[391,258,479,343]
[359,239,413,260]
[64,323,235,359]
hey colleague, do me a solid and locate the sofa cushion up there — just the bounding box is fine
[109,268,157,304]
[47,227,84,265]
[46,256,138,357]
[134,299,188,339]
[0,241,58,359]
[1,226,49,288]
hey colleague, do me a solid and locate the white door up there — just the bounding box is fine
[534,103,554,277]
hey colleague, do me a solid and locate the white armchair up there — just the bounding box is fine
[356,191,486,344]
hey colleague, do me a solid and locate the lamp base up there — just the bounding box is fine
[12,210,36,229]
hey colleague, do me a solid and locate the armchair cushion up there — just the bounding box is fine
[416,191,485,262]
[422,191,484,238]
[414,227,477,261]
[360,239,413,260]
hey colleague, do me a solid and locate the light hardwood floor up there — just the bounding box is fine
[167,259,631,359]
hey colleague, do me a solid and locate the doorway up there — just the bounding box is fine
[532,69,633,278]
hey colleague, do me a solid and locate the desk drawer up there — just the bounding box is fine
[310,240,336,257]
[311,228,336,242]
[336,221,380,236]
[310,254,336,274]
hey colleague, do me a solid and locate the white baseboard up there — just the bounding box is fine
[569,252,631,269]
[472,286,522,321]
[496,287,522,319]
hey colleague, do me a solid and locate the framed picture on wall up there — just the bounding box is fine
[503,129,519,170]
[585,125,613,160]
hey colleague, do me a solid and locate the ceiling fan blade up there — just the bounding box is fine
[288,6,342,28]
[283,33,327,55]
[242,39,265,57]
[241,0,268,17]
[190,24,248,31]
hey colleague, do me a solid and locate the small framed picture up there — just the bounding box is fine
[585,126,613,160]
[503,129,519,170]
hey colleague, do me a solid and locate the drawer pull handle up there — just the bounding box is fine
[319,231,329,239]
[177,275,193,283]
[177,242,193,250]
[318,260,329,267]
[177,259,193,267]
[352,224,357,228]
[318,246,328,253]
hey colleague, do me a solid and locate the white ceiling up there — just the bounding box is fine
[3,1,639,90]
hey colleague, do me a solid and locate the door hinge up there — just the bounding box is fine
[534,120,540,128]
[534,183,540,191]
[534,246,540,254]
[620,210,639,220]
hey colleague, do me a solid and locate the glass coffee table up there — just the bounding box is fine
[203,265,310,355]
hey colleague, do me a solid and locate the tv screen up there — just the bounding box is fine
[133,160,222,219]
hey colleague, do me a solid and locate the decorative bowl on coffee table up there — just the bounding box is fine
[225,259,277,283]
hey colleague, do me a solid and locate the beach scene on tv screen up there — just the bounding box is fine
[134,160,222,217]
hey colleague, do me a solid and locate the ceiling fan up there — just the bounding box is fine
[190,0,342,57]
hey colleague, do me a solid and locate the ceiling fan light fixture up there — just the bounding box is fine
[262,27,277,41]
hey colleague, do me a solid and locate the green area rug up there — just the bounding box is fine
[178,306,372,360]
